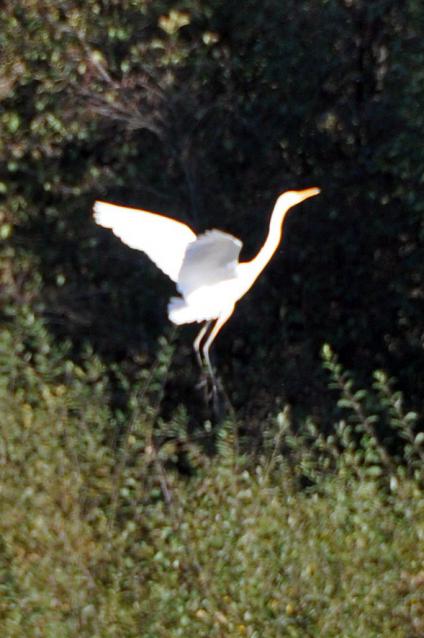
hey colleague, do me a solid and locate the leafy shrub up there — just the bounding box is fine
[0,313,423,637]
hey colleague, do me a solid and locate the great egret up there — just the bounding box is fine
[93,187,320,386]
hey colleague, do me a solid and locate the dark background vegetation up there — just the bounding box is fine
[2,0,423,421]
[1,2,424,635]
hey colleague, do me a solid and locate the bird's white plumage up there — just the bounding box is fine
[176,230,242,297]
[168,278,240,324]
[93,187,320,385]
[93,201,196,282]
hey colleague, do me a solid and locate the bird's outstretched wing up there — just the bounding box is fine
[93,201,196,282]
[177,230,242,296]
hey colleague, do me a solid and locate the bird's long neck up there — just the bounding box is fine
[244,205,289,287]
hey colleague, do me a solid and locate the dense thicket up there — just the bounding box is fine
[1,0,423,421]
[0,315,423,636]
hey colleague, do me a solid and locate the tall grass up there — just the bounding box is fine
[0,312,423,637]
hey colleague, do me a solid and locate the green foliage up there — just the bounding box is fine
[1,314,423,637]
[321,343,424,483]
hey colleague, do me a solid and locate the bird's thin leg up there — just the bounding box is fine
[193,321,212,368]
[202,308,234,393]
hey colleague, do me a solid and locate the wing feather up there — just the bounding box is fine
[177,230,242,296]
[93,201,196,282]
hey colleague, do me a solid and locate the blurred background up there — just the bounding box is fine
[2,0,424,428]
[1,0,423,424]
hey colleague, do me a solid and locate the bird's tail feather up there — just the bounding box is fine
[168,297,198,324]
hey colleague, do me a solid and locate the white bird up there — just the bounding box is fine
[93,187,320,387]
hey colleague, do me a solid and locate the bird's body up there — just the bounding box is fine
[93,188,320,386]
[168,277,237,324]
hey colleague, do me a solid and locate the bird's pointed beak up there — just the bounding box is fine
[296,187,321,202]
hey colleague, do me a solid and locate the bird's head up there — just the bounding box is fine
[276,187,321,212]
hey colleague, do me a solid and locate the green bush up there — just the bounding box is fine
[0,313,423,637]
